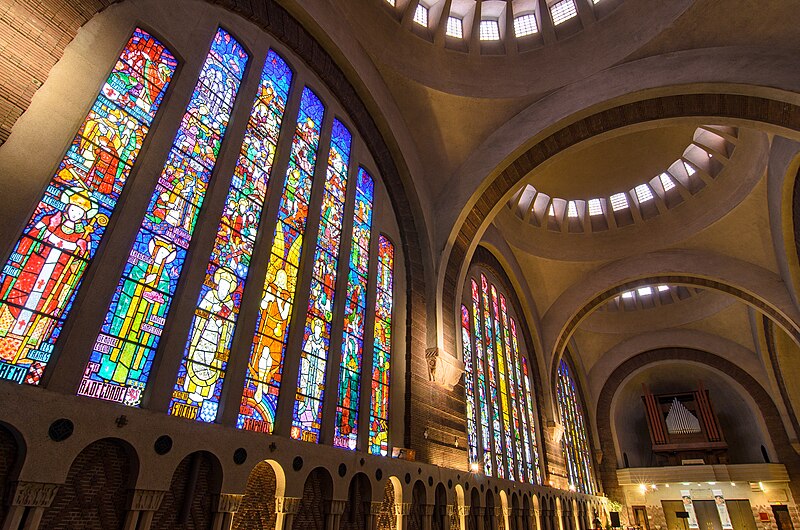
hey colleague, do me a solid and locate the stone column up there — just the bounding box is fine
[396,503,413,530]
[211,493,244,530]
[275,496,302,530]
[422,504,435,530]
[455,504,470,530]
[369,501,384,530]
[325,499,347,530]
[532,509,542,530]
[497,507,507,530]
[472,507,485,530]
[122,489,166,530]
[516,508,525,530]
[1,482,60,530]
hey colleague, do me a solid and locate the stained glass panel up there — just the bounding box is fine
[334,168,374,450]
[471,279,492,476]
[169,50,293,422]
[499,294,526,482]
[462,304,479,467]
[556,359,596,494]
[238,86,325,433]
[369,235,393,456]
[292,119,352,443]
[80,28,245,406]
[0,28,176,386]
[480,274,505,478]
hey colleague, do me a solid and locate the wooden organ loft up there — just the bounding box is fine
[642,383,728,466]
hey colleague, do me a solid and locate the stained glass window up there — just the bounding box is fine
[237,87,325,433]
[369,235,393,455]
[291,119,352,442]
[480,274,506,479]
[556,359,596,494]
[334,168,374,450]
[0,29,176,386]
[462,305,479,467]
[462,272,542,483]
[79,28,247,406]
[168,50,293,422]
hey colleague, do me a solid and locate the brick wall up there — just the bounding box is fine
[39,438,132,529]
[294,468,332,530]
[0,425,18,525]
[341,474,370,530]
[0,0,115,144]
[151,451,216,530]
[231,461,277,530]
[376,480,397,530]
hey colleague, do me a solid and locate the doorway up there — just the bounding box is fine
[632,506,650,530]
[772,506,795,530]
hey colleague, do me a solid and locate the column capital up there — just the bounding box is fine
[472,507,485,517]
[214,493,244,513]
[128,489,167,512]
[370,501,385,515]
[423,503,436,516]
[458,505,470,516]
[325,499,348,515]
[8,481,60,508]
[275,496,302,514]
[395,502,413,516]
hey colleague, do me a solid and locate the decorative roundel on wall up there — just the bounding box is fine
[417,467,422,474]
[360,458,365,466]
[466,482,470,491]
[153,435,173,455]
[292,456,303,471]
[480,484,485,492]
[405,473,411,484]
[233,448,247,465]
[376,469,383,481]
[448,479,452,489]
[338,463,347,477]
[428,476,433,487]
[48,418,74,442]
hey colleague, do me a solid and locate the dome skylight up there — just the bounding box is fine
[550,0,578,25]
[600,285,706,312]
[447,16,464,38]
[414,4,429,27]
[507,126,739,234]
[480,19,501,41]
[514,14,539,37]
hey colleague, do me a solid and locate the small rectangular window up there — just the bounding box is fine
[659,172,676,191]
[414,4,429,27]
[588,198,603,216]
[550,0,578,25]
[609,192,629,211]
[479,19,501,41]
[385,0,396,5]
[567,201,578,218]
[514,14,538,37]
[634,184,654,203]
[446,16,464,38]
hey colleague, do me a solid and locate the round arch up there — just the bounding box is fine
[595,348,800,504]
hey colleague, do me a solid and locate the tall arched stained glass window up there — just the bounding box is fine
[462,270,542,484]
[0,28,176,386]
[168,49,293,422]
[556,359,597,494]
[237,87,325,433]
[291,119,352,442]
[369,234,394,456]
[334,168,374,450]
[80,28,248,406]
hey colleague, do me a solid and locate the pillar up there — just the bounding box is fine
[472,507,485,530]
[122,489,167,530]
[456,504,470,530]
[369,501,384,530]
[497,507,506,530]
[423,504,435,530]
[325,499,347,530]
[532,508,542,530]
[211,493,244,530]
[516,507,525,530]
[1,482,60,530]
[275,496,302,530]
[396,503,413,530]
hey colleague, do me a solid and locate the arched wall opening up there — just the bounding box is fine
[610,360,772,468]
[152,450,223,530]
[232,459,284,529]
[40,438,139,530]
[342,472,371,530]
[295,467,333,530]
